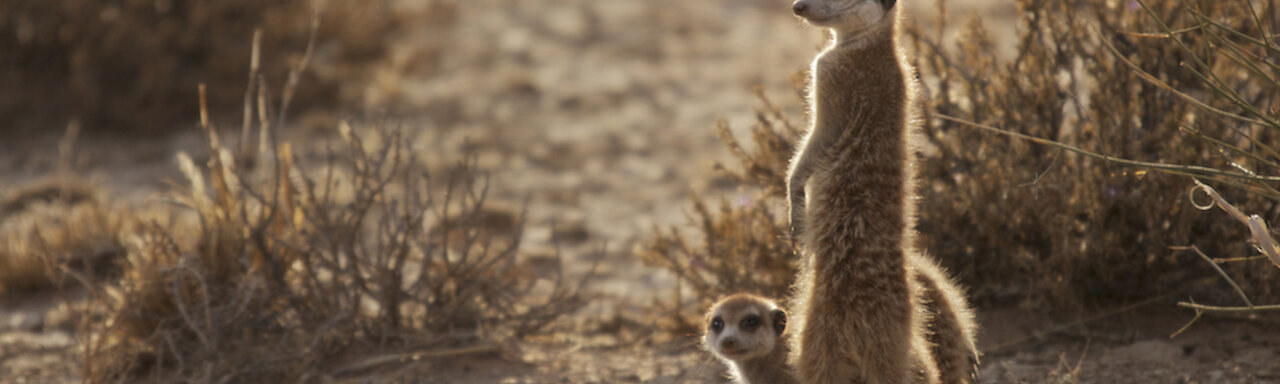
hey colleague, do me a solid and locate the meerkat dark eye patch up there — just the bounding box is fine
[741,315,762,331]
[710,317,724,332]
[880,0,896,9]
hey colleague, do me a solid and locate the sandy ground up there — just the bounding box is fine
[3,0,1279,383]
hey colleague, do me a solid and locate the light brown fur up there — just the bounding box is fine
[704,294,800,384]
[785,0,977,383]
[912,253,980,384]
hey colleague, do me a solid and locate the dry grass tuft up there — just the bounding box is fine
[0,177,126,295]
[1,177,97,219]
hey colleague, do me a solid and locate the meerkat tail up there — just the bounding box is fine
[912,253,980,384]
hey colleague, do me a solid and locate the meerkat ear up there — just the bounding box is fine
[771,309,787,335]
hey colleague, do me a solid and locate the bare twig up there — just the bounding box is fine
[936,114,1280,183]
[1169,301,1204,338]
[1189,180,1280,269]
[332,341,501,377]
[57,120,80,176]
[1170,246,1254,308]
[278,1,321,128]
[241,29,262,166]
[1176,302,1280,313]
[986,294,1175,353]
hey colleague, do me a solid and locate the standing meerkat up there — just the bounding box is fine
[704,294,800,384]
[785,0,975,382]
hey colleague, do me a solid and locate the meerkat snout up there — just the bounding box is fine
[791,0,896,27]
[720,335,741,351]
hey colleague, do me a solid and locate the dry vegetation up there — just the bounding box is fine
[642,0,1280,329]
[3,0,1280,382]
[72,121,588,382]
[0,177,125,295]
[912,0,1280,310]
[0,0,399,133]
[2,2,590,382]
[0,86,589,383]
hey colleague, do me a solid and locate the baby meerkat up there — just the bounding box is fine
[704,294,799,384]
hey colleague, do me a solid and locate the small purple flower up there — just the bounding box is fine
[1128,1,1140,11]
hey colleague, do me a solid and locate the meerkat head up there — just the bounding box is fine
[791,0,897,31]
[704,294,788,363]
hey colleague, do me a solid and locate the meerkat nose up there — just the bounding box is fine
[721,338,739,350]
[792,2,808,15]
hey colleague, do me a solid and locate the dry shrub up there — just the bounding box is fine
[0,177,126,295]
[643,0,1280,321]
[83,124,588,382]
[0,0,402,133]
[909,0,1280,308]
[637,92,800,330]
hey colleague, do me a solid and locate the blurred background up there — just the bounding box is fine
[1,0,1278,382]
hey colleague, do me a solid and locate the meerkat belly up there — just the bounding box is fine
[807,156,906,238]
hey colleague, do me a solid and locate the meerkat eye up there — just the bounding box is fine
[741,315,762,331]
[710,317,724,332]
